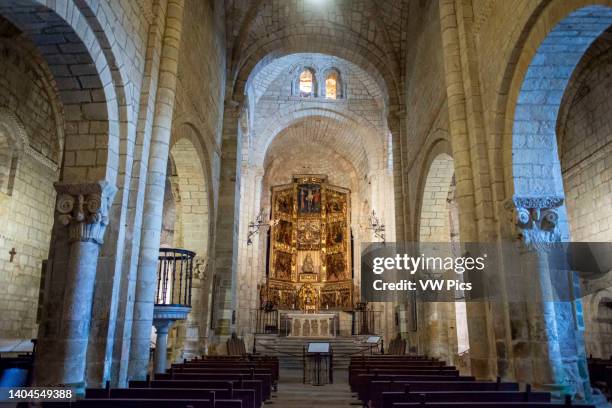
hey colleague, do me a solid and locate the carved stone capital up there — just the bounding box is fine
[54,181,117,244]
[504,195,564,251]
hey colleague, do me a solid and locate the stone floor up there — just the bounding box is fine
[267,368,360,407]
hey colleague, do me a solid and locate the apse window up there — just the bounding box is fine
[299,69,314,97]
[325,71,340,99]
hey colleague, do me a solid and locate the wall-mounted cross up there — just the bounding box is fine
[9,247,16,263]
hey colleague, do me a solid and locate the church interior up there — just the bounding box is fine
[0,0,612,407]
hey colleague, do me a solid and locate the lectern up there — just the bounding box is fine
[303,342,333,385]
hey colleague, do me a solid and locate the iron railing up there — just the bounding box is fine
[353,310,382,335]
[250,309,279,334]
[156,248,195,306]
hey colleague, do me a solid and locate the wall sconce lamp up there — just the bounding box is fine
[247,209,279,245]
[366,210,386,242]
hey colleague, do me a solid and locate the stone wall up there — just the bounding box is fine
[0,156,57,339]
[401,0,450,242]
[0,35,61,339]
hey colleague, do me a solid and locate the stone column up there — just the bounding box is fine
[236,164,264,345]
[153,320,172,374]
[505,196,574,396]
[128,0,185,380]
[210,102,243,346]
[34,181,116,391]
[438,0,498,379]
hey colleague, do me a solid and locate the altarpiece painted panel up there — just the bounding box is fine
[263,175,353,311]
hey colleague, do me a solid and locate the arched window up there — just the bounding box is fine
[0,130,18,196]
[299,69,315,97]
[0,113,26,196]
[325,70,341,99]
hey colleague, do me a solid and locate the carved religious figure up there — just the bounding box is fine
[298,283,318,312]
[297,219,321,249]
[327,221,344,245]
[326,253,346,281]
[276,193,293,214]
[301,254,315,274]
[193,256,208,280]
[274,252,292,280]
[298,184,321,213]
[326,197,344,214]
[276,220,293,246]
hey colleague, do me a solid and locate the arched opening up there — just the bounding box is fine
[595,297,612,358]
[298,68,316,97]
[556,26,612,360]
[0,3,118,184]
[417,152,470,372]
[228,50,396,346]
[0,121,20,196]
[507,3,612,395]
[324,69,342,99]
[158,130,212,363]
[0,35,62,342]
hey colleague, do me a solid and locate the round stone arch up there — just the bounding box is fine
[496,0,612,205]
[414,139,454,241]
[416,149,455,363]
[492,3,612,395]
[0,0,128,184]
[0,108,28,195]
[291,65,318,97]
[0,38,66,163]
[232,36,400,107]
[320,67,345,99]
[262,125,362,193]
[251,53,383,103]
[169,123,214,257]
[584,289,612,358]
[168,123,215,359]
[415,144,470,369]
[555,29,612,153]
[253,108,385,173]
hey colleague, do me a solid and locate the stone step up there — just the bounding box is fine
[254,335,381,368]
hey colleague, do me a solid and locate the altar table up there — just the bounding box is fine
[285,313,337,337]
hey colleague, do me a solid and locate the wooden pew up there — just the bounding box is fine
[364,379,520,407]
[170,366,276,384]
[350,368,461,391]
[381,389,549,408]
[176,361,279,383]
[72,398,216,407]
[391,403,594,408]
[85,387,247,408]
[154,372,271,401]
[129,379,260,408]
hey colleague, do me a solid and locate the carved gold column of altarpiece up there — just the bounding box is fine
[264,175,352,312]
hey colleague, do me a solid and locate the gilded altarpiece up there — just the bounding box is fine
[264,175,352,311]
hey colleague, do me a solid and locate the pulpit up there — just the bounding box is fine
[286,313,337,337]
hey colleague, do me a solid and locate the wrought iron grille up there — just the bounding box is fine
[156,248,195,306]
[250,309,279,334]
[353,310,382,335]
